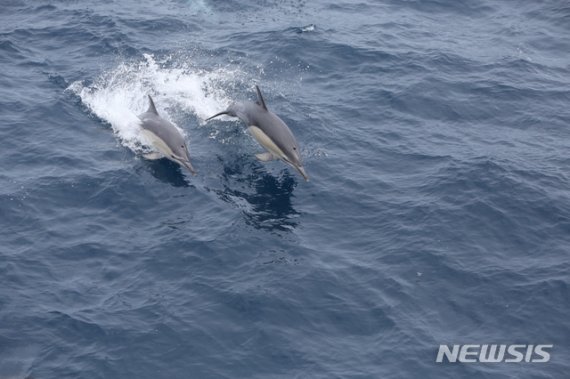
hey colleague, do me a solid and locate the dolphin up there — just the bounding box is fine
[206,85,308,181]
[138,95,196,175]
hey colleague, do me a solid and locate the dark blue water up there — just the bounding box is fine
[1,1,569,378]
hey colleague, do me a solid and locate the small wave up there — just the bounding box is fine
[67,54,244,154]
[298,24,316,33]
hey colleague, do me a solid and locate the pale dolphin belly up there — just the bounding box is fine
[141,129,174,158]
[248,125,286,160]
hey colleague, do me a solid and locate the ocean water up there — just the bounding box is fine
[1,0,569,378]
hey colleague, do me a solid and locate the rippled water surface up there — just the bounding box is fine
[1,1,569,378]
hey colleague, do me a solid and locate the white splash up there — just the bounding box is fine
[300,24,316,33]
[68,54,241,154]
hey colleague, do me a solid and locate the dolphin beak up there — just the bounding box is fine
[179,160,197,175]
[295,165,309,181]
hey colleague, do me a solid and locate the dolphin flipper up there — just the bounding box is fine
[255,152,276,162]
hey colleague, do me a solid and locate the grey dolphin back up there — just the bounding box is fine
[206,85,268,122]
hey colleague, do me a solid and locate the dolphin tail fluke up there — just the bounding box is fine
[255,85,268,110]
[147,95,159,115]
[205,110,231,121]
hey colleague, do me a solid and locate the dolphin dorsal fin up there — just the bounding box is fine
[255,85,268,111]
[147,95,159,115]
